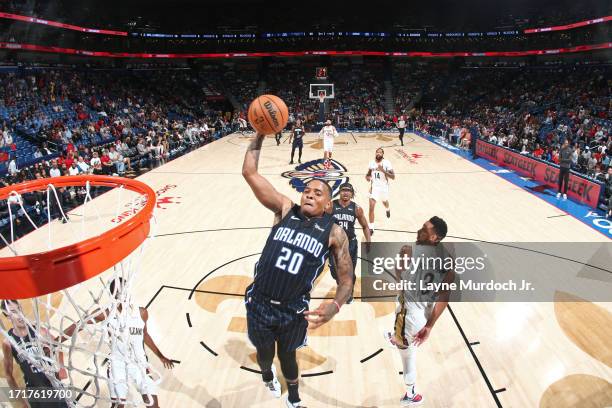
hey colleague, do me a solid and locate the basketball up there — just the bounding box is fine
[247,95,289,134]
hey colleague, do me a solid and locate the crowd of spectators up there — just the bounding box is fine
[0,61,610,231]
[412,64,611,212]
[0,67,234,240]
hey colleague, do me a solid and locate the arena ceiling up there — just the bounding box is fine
[7,0,610,32]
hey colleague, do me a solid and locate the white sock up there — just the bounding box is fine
[405,383,416,396]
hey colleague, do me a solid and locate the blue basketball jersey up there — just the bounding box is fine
[249,204,334,302]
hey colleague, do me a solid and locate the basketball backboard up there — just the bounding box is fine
[309,83,335,100]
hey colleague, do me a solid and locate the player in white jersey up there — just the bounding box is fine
[365,147,395,235]
[319,119,338,169]
[58,279,174,408]
[386,216,454,406]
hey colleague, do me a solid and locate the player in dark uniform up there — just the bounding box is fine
[243,132,354,408]
[328,182,371,301]
[2,299,68,408]
[288,119,305,164]
[275,131,283,146]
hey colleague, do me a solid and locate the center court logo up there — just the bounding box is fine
[281,159,349,197]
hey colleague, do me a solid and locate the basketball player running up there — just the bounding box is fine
[58,279,174,408]
[2,299,69,408]
[327,182,371,301]
[275,131,283,146]
[242,132,354,408]
[387,217,454,406]
[366,147,395,235]
[289,119,305,164]
[319,119,338,169]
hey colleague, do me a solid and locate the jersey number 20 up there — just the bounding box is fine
[275,247,304,275]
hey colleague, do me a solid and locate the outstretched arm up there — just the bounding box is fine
[413,268,455,346]
[242,133,292,215]
[140,308,174,369]
[56,308,107,343]
[355,205,371,242]
[2,340,18,390]
[304,224,354,329]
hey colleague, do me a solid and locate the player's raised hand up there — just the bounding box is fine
[304,302,338,329]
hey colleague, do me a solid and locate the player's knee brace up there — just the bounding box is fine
[278,349,299,380]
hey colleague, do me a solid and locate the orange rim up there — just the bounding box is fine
[0,175,156,299]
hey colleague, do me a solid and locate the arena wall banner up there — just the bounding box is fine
[475,140,602,207]
[0,41,610,59]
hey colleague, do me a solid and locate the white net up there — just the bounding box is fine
[0,178,157,407]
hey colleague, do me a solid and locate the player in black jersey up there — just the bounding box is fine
[288,119,305,164]
[243,132,354,408]
[328,182,371,301]
[2,299,68,408]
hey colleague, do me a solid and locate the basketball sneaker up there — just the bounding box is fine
[563,194,567,200]
[323,160,331,170]
[264,366,281,398]
[285,397,306,407]
[400,385,423,406]
[556,192,561,198]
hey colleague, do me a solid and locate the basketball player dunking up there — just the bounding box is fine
[327,182,371,301]
[366,147,395,235]
[58,279,174,408]
[242,132,354,408]
[2,299,68,408]
[288,119,305,164]
[387,217,454,406]
[319,119,338,169]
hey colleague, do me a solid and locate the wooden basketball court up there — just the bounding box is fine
[1,131,611,407]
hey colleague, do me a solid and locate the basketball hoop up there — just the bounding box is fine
[0,175,158,407]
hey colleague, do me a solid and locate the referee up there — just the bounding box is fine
[397,115,406,146]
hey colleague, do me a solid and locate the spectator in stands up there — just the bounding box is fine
[108,146,125,175]
[68,162,79,176]
[49,161,61,178]
[136,138,151,169]
[100,149,114,175]
[90,152,103,175]
[7,156,17,176]
[76,156,90,174]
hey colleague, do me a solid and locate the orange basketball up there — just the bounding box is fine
[247,95,289,134]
